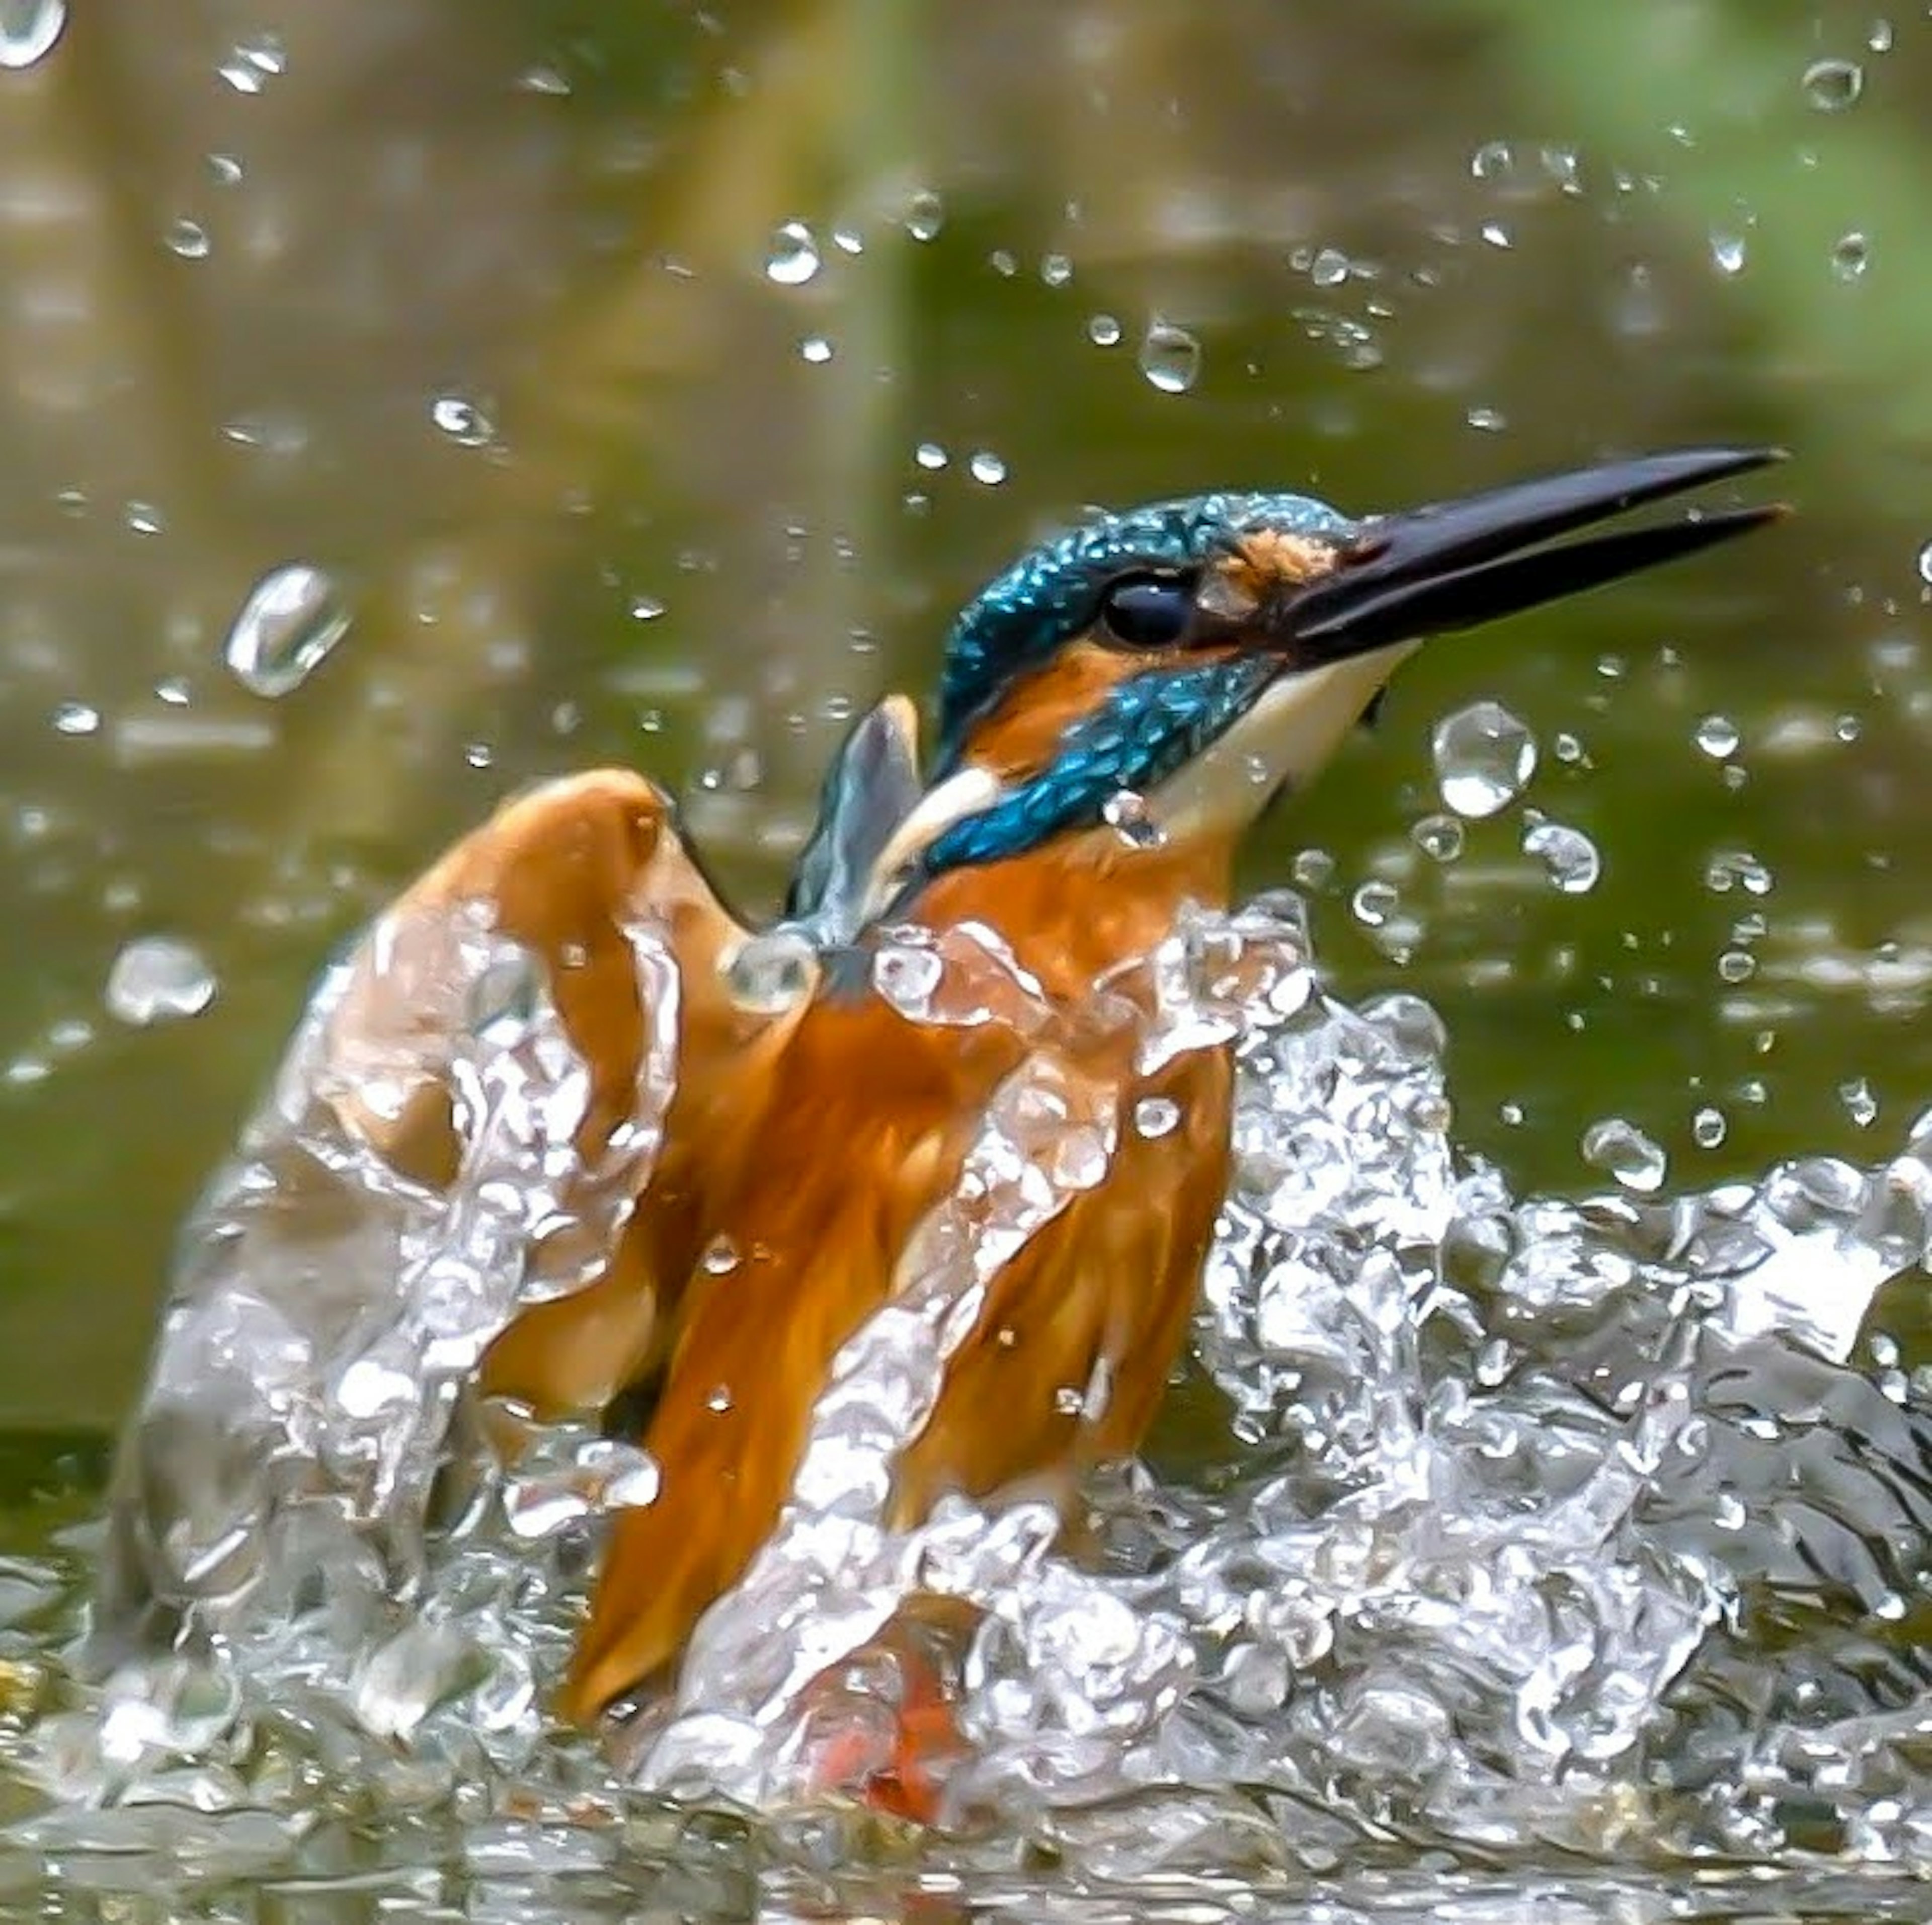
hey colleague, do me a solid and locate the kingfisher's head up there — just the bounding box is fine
[785,447,1783,939]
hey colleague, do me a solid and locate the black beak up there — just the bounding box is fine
[1292,446,1788,661]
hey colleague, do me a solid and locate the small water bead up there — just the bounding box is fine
[700,1236,741,1276]
[1138,320,1201,395]
[1465,406,1507,433]
[1717,950,1756,984]
[1839,1076,1879,1128]
[1309,247,1351,287]
[914,442,946,470]
[968,450,1006,486]
[1087,313,1121,347]
[166,217,210,261]
[1102,789,1164,850]
[1580,1115,1667,1193]
[798,335,833,364]
[51,700,98,736]
[1706,849,1773,896]
[1411,814,1464,863]
[1802,57,1864,110]
[1695,713,1739,758]
[1831,230,1870,280]
[106,935,217,1026]
[764,220,820,286]
[1133,1096,1180,1140]
[1039,252,1073,287]
[217,30,284,93]
[903,190,943,242]
[1692,1105,1728,1149]
[1709,230,1747,276]
[0,0,65,67]
[1522,820,1600,894]
[430,394,493,446]
[124,501,166,537]
[224,562,351,698]
[1350,879,1399,929]
[1291,847,1336,891]
[1431,700,1537,817]
[1917,540,1932,586]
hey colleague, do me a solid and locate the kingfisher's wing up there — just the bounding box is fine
[325,768,753,1418]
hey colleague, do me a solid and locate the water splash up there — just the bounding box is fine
[6,887,1928,1894]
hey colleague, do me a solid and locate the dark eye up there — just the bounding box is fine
[1098,573,1196,649]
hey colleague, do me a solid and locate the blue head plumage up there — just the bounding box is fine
[932,491,1356,771]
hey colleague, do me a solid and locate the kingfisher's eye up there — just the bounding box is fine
[1098,573,1196,649]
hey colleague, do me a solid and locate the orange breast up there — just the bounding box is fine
[558,835,1241,1721]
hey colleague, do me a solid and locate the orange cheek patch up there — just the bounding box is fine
[961,640,1155,777]
[1214,529,1342,611]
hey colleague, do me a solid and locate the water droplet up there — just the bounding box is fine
[0,0,64,68]
[1039,251,1073,287]
[1917,540,1932,586]
[1480,221,1512,250]
[1839,1076,1879,1128]
[105,935,217,1026]
[1709,230,1747,276]
[51,700,98,737]
[1470,139,1513,179]
[628,592,665,622]
[1309,247,1350,287]
[165,217,210,261]
[723,930,816,1014]
[430,394,493,446]
[1102,789,1164,850]
[799,334,833,363]
[764,219,820,286]
[1692,1105,1728,1148]
[1138,320,1201,395]
[1350,879,1399,928]
[968,450,1006,487]
[1465,405,1507,433]
[124,501,165,537]
[1580,1116,1667,1193]
[701,1235,741,1275]
[1521,820,1600,894]
[1088,313,1121,347]
[1717,949,1756,984]
[904,190,944,242]
[1291,847,1335,891]
[1869,17,1894,52]
[1431,700,1537,817]
[224,563,351,698]
[914,441,946,470]
[1831,230,1869,280]
[216,30,284,93]
[872,941,945,1018]
[1802,57,1864,110]
[1695,713,1739,758]
[1134,1095,1180,1139]
[1411,813,1464,863]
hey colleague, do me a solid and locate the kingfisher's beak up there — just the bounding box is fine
[1289,446,1788,662]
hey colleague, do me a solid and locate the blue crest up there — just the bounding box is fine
[933,490,1355,768]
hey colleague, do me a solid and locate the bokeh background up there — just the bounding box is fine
[0,0,1924,1438]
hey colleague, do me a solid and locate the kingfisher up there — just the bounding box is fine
[252,448,1781,1804]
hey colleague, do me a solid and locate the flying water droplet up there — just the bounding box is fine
[1692,1105,1727,1149]
[106,936,217,1026]
[764,220,820,286]
[1695,713,1739,758]
[798,334,833,363]
[1350,879,1399,928]
[1039,251,1073,287]
[1709,230,1747,276]
[1839,1076,1879,1128]
[430,394,493,446]
[224,563,351,697]
[968,450,1007,486]
[1521,820,1600,894]
[1411,814,1464,863]
[1916,539,1932,585]
[1831,230,1870,280]
[1309,247,1351,287]
[1102,789,1165,850]
[0,0,65,68]
[914,442,946,470]
[1802,57,1864,110]
[1138,320,1201,395]
[1088,313,1121,347]
[51,699,99,737]
[903,191,943,242]
[1431,700,1537,817]
[1580,1116,1667,1193]
[165,217,210,261]
[1133,1095,1180,1140]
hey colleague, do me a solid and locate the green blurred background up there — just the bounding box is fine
[0,0,1924,1432]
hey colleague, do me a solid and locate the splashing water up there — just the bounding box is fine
[2,884,1927,1906]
